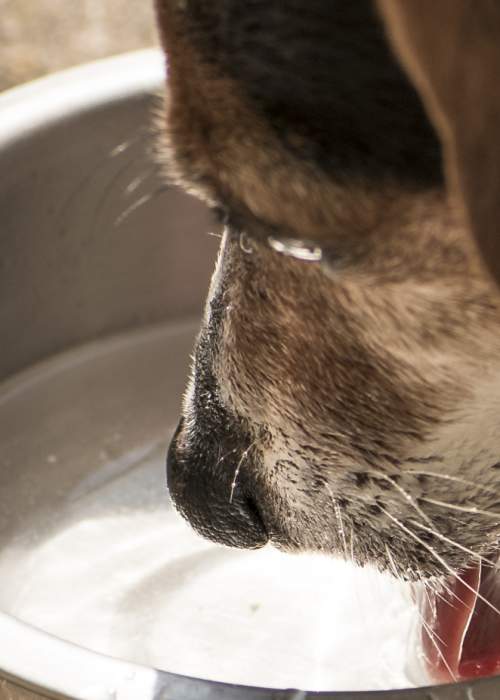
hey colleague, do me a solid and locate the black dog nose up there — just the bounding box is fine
[167,418,269,549]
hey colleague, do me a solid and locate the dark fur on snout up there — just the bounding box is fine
[157,0,500,581]
[167,294,268,549]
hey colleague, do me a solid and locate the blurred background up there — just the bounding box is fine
[0,0,159,91]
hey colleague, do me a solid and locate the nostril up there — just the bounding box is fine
[166,418,269,550]
[241,494,267,537]
[228,485,269,542]
[198,482,269,550]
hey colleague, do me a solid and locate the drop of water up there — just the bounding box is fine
[268,236,322,262]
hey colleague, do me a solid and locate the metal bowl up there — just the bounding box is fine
[0,49,497,700]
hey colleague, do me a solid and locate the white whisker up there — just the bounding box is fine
[434,578,467,608]
[229,440,258,504]
[125,171,154,195]
[420,615,456,682]
[114,186,169,227]
[109,129,149,158]
[406,470,497,495]
[110,140,134,157]
[367,470,436,530]
[410,579,456,680]
[215,447,237,470]
[411,519,499,570]
[420,497,500,521]
[421,584,448,647]
[326,484,348,560]
[380,507,500,621]
[421,577,453,608]
[384,543,400,580]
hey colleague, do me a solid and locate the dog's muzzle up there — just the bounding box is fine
[167,418,269,549]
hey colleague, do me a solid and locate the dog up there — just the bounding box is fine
[155,0,500,683]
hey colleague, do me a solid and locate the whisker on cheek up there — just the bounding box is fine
[420,497,500,521]
[380,507,500,621]
[411,520,499,570]
[406,470,497,496]
[367,469,436,531]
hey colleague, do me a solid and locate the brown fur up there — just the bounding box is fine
[157,1,432,246]
[378,0,500,285]
[158,0,500,581]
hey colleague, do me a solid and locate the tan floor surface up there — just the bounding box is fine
[0,0,158,91]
